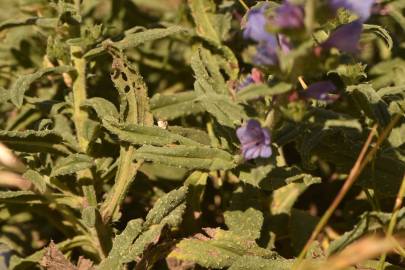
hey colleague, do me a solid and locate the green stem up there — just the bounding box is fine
[71,45,97,207]
[100,146,141,223]
[377,173,405,270]
[71,45,89,153]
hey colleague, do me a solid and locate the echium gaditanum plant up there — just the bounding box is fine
[0,0,405,269]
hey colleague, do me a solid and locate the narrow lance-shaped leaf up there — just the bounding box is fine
[10,66,74,108]
[23,170,46,194]
[81,97,119,122]
[100,45,153,222]
[102,121,201,146]
[122,186,189,263]
[84,26,188,59]
[97,219,143,270]
[363,24,393,51]
[134,145,236,171]
[168,228,279,269]
[0,17,58,31]
[236,83,292,101]
[51,154,94,177]
[0,129,71,154]
[150,92,205,120]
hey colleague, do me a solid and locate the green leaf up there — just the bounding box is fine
[197,91,246,127]
[123,186,189,262]
[82,97,119,121]
[102,121,201,146]
[84,26,188,59]
[0,129,71,154]
[150,92,204,120]
[236,83,292,102]
[191,48,245,127]
[188,2,238,79]
[363,24,393,51]
[134,145,235,170]
[328,63,367,85]
[106,44,153,126]
[188,0,222,44]
[81,206,97,228]
[224,186,264,240]
[168,229,278,269]
[228,256,294,270]
[167,126,211,145]
[378,85,405,115]
[370,58,405,88]
[98,219,143,270]
[123,224,166,263]
[144,186,188,227]
[346,84,391,126]
[0,17,58,31]
[0,191,82,208]
[10,66,74,108]
[22,170,46,194]
[270,174,321,215]
[51,154,94,177]
[328,208,405,254]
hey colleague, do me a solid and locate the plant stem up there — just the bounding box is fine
[71,44,108,259]
[298,76,308,89]
[294,114,401,268]
[71,45,89,153]
[238,0,249,11]
[100,146,141,223]
[71,45,97,207]
[377,173,405,270]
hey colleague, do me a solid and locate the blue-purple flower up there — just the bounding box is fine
[300,81,338,102]
[243,4,295,66]
[236,119,272,160]
[273,1,304,29]
[329,0,374,22]
[321,20,363,54]
[237,68,264,91]
[243,4,275,44]
[253,42,278,66]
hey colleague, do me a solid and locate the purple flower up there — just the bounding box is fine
[236,119,272,160]
[237,68,264,91]
[329,0,374,22]
[321,20,363,54]
[253,42,278,66]
[252,35,292,66]
[243,4,275,44]
[300,81,338,102]
[278,34,293,53]
[273,1,304,29]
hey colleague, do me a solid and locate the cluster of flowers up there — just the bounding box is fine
[236,0,375,160]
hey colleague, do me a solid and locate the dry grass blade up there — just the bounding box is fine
[319,234,405,270]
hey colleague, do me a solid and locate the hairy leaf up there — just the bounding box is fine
[134,145,235,170]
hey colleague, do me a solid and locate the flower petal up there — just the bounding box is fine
[243,4,277,44]
[322,20,363,54]
[274,1,304,29]
[301,81,338,102]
